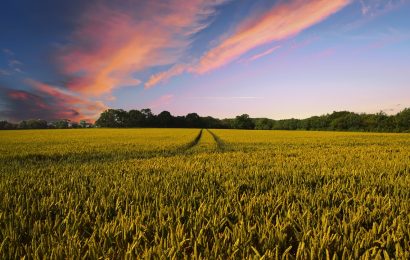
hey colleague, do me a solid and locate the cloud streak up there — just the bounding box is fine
[144,0,350,88]
[145,64,188,89]
[1,48,23,75]
[149,94,174,109]
[0,80,106,122]
[194,0,350,74]
[359,0,408,16]
[247,46,281,62]
[59,0,228,96]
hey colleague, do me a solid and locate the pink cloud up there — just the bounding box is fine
[59,0,228,96]
[25,79,107,121]
[312,48,336,59]
[149,94,174,109]
[8,91,30,101]
[145,64,187,89]
[4,89,55,120]
[194,0,351,74]
[247,46,281,62]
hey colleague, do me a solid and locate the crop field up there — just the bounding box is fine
[0,129,409,259]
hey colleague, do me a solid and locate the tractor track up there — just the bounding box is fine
[206,129,229,151]
[183,129,203,150]
[3,129,230,165]
[4,129,205,165]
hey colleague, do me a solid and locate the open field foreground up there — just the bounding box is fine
[0,129,409,259]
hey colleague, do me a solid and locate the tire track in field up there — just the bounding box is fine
[3,129,205,164]
[206,129,229,151]
[181,129,203,150]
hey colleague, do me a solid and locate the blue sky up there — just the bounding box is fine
[0,0,409,121]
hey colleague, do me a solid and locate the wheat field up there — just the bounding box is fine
[0,129,409,259]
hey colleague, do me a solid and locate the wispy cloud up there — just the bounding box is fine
[2,49,14,56]
[26,79,107,120]
[359,0,408,16]
[350,27,410,55]
[312,48,335,59]
[247,46,281,62]
[8,59,22,67]
[149,94,174,109]
[59,0,228,96]
[0,80,107,122]
[145,64,188,89]
[0,69,11,76]
[194,0,351,74]
[1,48,23,74]
[143,0,350,88]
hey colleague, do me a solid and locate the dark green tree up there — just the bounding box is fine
[26,119,48,129]
[141,108,155,127]
[186,113,202,128]
[95,109,127,127]
[127,110,145,127]
[395,108,410,131]
[254,118,273,130]
[157,111,174,127]
[54,119,69,129]
[232,114,255,129]
[0,121,17,129]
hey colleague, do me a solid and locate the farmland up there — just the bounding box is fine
[0,129,409,259]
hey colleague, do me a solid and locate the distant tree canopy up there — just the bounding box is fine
[232,114,255,130]
[0,119,92,130]
[94,108,229,129]
[92,108,409,132]
[1,108,409,132]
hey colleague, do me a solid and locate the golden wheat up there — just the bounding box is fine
[0,129,409,259]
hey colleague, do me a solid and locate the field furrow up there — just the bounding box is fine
[188,129,218,153]
[0,129,203,165]
[207,129,229,151]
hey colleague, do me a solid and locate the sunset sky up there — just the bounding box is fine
[0,0,409,122]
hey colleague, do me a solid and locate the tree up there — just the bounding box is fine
[141,108,155,127]
[157,111,174,127]
[300,116,327,130]
[395,108,410,131]
[0,121,17,130]
[26,119,48,129]
[186,113,202,128]
[232,114,255,129]
[79,120,87,128]
[18,120,28,129]
[202,116,227,129]
[95,109,127,127]
[127,110,145,127]
[330,112,363,130]
[91,107,409,132]
[254,118,273,130]
[95,109,117,127]
[54,119,69,129]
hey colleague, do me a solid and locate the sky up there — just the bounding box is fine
[0,0,409,122]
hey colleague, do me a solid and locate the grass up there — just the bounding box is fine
[0,129,409,259]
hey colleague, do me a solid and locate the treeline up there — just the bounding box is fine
[0,119,92,130]
[94,108,410,132]
[254,109,410,132]
[1,108,409,132]
[95,109,228,129]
